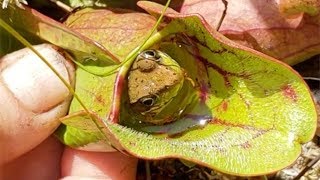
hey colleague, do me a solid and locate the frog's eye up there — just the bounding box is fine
[139,96,156,107]
[144,50,156,58]
[139,50,161,61]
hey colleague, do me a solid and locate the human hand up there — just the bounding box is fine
[0,44,137,180]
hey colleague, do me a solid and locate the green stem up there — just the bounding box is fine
[49,0,74,12]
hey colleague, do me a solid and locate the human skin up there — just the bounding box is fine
[0,45,137,180]
[1,136,137,180]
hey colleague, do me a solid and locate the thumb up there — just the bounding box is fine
[0,44,75,164]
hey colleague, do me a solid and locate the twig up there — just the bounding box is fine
[216,0,228,31]
[303,77,320,82]
[48,0,73,12]
[145,160,151,180]
[294,155,320,179]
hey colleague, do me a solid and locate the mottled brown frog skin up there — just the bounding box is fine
[128,50,185,124]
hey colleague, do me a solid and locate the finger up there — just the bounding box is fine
[61,148,138,180]
[0,136,64,180]
[0,44,75,164]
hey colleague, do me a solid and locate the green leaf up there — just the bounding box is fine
[56,112,104,148]
[61,0,137,9]
[112,9,316,175]
[56,124,102,148]
[279,0,320,16]
[0,2,119,65]
[57,111,123,151]
[63,8,157,60]
[58,4,317,176]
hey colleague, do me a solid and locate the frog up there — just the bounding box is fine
[127,49,186,124]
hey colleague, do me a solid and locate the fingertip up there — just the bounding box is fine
[60,176,109,180]
[61,148,137,180]
[1,136,64,180]
[0,44,75,164]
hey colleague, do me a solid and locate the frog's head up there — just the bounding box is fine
[128,49,185,124]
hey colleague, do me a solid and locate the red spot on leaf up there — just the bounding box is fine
[199,83,209,102]
[212,118,248,129]
[241,141,251,149]
[129,141,136,147]
[220,100,228,111]
[282,84,297,102]
[95,95,105,104]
